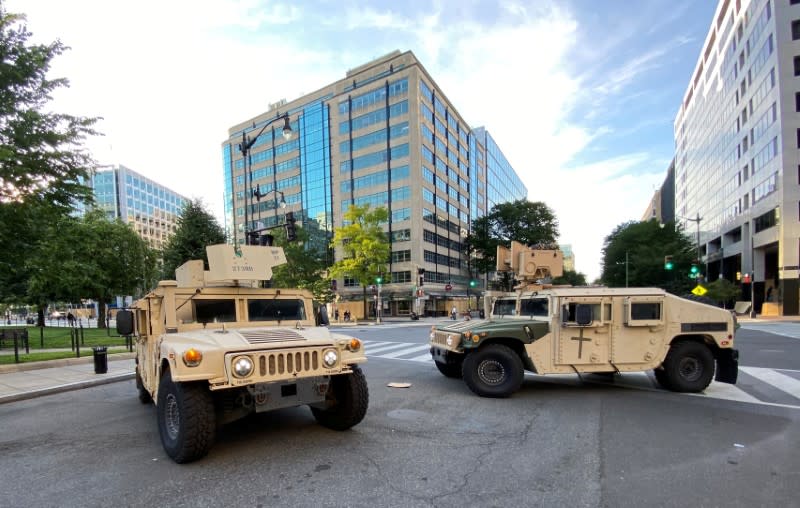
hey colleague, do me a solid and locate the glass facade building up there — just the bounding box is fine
[86,165,188,249]
[674,0,800,314]
[222,50,527,317]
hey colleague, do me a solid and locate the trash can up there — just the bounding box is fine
[92,346,108,374]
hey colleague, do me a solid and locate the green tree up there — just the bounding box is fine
[552,269,588,286]
[160,199,225,279]
[600,220,695,293]
[468,200,559,277]
[328,205,390,319]
[0,6,98,207]
[0,6,100,307]
[26,211,155,327]
[270,218,331,303]
[705,278,741,309]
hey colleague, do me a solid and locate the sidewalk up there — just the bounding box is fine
[0,353,135,404]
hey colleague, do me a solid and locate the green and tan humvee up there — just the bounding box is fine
[116,244,368,463]
[429,243,739,398]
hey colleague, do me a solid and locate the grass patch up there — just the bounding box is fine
[0,327,133,364]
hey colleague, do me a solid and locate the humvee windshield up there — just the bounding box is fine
[195,299,237,323]
[493,298,517,316]
[520,298,549,317]
[248,299,306,321]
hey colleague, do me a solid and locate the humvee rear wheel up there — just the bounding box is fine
[311,365,369,431]
[157,370,216,463]
[434,358,463,378]
[462,344,524,398]
[135,367,152,404]
[661,341,714,393]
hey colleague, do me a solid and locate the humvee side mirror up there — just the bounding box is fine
[116,310,134,336]
[575,304,592,326]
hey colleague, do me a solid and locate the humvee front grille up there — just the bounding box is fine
[258,350,320,376]
[431,331,462,352]
[241,329,305,344]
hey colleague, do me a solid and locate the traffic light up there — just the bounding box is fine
[375,273,383,285]
[690,264,699,277]
[285,211,297,242]
[664,255,674,270]
[418,268,425,286]
[331,279,337,291]
[469,279,477,288]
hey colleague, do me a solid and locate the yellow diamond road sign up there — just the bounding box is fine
[692,284,707,296]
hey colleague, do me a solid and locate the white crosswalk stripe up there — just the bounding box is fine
[740,322,800,339]
[361,340,800,409]
[740,366,800,399]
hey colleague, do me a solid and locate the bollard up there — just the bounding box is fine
[92,346,108,374]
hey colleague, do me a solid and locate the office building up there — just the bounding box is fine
[222,50,527,317]
[674,0,800,314]
[87,164,188,250]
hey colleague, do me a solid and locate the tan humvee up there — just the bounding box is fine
[116,244,368,463]
[429,243,739,397]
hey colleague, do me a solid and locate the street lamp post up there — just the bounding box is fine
[677,213,702,264]
[250,187,286,245]
[238,112,293,245]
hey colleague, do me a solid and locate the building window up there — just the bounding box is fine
[796,92,800,112]
[793,20,800,40]
[795,56,800,76]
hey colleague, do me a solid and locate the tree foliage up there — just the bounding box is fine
[26,210,155,327]
[270,217,331,303]
[552,270,587,287]
[160,199,225,279]
[705,278,741,309]
[328,205,390,317]
[0,6,98,207]
[0,5,102,311]
[468,200,559,276]
[600,220,695,293]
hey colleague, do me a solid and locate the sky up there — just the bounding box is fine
[8,0,720,282]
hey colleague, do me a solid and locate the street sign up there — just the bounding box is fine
[445,284,452,291]
[691,284,707,296]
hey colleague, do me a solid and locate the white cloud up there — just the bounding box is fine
[10,0,670,282]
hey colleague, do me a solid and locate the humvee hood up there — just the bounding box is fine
[166,326,337,350]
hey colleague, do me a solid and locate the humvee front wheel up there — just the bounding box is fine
[434,358,463,378]
[311,365,369,431]
[653,368,672,390]
[135,367,152,404]
[661,341,714,393]
[157,370,216,463]
[462,344,524,398]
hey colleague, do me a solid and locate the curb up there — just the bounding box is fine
[0,372,135,405]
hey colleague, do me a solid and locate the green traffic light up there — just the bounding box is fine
[690,265,699,274]
[375,276,383,284]
[469,279,477,287]
[665,261,674,270]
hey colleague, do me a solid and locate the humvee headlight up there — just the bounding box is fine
[347,338,362,352]
[446,335,454,347]
[182,348,203,367]
[323,349,339,367]
[232,356,254,378]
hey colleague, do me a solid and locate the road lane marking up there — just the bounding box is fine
[740,366,800,399]
[378,345,431,358]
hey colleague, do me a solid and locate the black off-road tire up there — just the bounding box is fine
[157,370,216,463]
[135,367,152,404]
[462,344,524,398]
[661,341,715,393]
[653,368,672,390]
[311,365,369,431]
[434,358,463,378]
